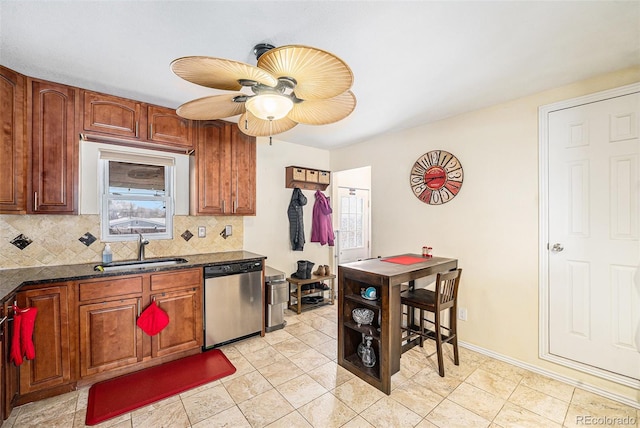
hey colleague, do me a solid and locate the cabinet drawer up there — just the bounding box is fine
[78,276,144,301]
[151,268,202,291]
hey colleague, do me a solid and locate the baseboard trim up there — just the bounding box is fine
[459,341,640,410]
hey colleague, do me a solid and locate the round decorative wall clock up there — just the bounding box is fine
[410,150,464,205]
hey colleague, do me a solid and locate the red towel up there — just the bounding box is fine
[136,300,169,336]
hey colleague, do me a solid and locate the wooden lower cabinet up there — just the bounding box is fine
[151,287,202,358]
[78,297,143,377]
[0,303,7,422]
[76,268,202,381]
[1,267,204,417]
[2,297,18,420]
[150,268,203,358]
[16,284,72,396]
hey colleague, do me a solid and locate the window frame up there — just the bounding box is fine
[99,150,175,242]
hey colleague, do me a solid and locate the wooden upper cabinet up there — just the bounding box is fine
[191,120,230,215]
[147,105,193,150]
[230,126,256,215]
[82,90,143,140]
[0,66,26,213]
[27,79,78,214]
[82,90,193,151]
[190,120,256,215]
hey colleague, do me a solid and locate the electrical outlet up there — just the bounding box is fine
[458,308,468,321]
[197,226,206,238]
[225,225,232,236]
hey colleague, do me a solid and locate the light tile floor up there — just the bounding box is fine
[3,304,639,428]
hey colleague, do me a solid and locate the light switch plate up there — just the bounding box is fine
[224,225,232,236]
[198,226,206,238]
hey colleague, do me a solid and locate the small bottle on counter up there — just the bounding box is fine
[102,244,112,264]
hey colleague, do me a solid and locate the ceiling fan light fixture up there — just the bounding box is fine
[245,93,294,121]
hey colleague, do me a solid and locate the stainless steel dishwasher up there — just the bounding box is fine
[203,260,263,349]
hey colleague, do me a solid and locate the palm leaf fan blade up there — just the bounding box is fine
[257,45,353,100]
[171,56,277,90]
[289,91,356,125]
[176,94,246,120]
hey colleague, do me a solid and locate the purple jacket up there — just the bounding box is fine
[311,190,334,246]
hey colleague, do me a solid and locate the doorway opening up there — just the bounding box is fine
[333,166,372,266]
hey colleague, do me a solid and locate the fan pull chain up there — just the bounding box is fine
[269,119,273,145]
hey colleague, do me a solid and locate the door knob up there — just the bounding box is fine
[550,243,564,252]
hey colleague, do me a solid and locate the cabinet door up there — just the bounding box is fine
[78,298,143,378]
[0,66,26,213]
[149,268,202,357]
[0,304,6,422]
[2,298,17,420]
[230,126,256,215]
[147,105,193,150]
[82,90,143,140]
[28,79,77,214]
[150,287,202,358]
[191,120,231,215]
[17,285,72,394]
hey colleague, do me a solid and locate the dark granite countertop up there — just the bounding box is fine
[0,251,266,300]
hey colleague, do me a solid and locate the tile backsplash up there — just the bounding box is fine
[0,215,243,269]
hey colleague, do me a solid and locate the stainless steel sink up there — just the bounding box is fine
[95,257,188,272]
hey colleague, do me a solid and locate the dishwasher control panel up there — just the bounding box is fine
[204,260,263,277]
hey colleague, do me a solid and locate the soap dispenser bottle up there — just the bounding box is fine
[102,244,112,264]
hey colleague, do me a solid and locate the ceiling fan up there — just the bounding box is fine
[170,43,356,142]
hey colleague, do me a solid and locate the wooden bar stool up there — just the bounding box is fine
[400,268,462,377]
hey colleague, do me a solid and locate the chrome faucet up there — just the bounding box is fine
[137,233,149,261]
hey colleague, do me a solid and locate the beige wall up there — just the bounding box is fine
[244,138,333,275]
[329,67,640,403]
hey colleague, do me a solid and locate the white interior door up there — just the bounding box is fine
[546,89,640,382]
[337,187,370,263]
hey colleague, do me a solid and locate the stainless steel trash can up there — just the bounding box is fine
[265,266,287,332]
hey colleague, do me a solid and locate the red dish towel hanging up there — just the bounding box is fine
[137,300,169,336]
[10,305,38,366]
[10,306,23,366]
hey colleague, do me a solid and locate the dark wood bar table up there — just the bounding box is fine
[337,254,458,394]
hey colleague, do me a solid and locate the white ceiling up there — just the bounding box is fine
[1,1,639,149]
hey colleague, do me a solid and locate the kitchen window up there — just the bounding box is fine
[100,150,174,241]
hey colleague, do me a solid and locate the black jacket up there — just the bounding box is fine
[287,188,307,251]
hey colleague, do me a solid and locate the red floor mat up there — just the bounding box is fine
[86,350,235,425]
